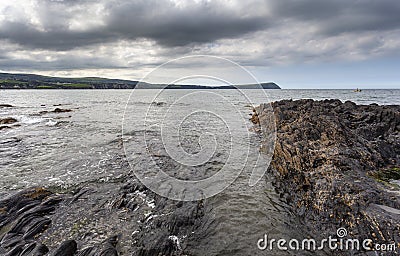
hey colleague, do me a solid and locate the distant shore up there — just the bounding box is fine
[0,72,280,89]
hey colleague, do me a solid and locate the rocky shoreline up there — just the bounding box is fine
[256,99,400,254]
[0,181,207,255]
[0,99,399,255]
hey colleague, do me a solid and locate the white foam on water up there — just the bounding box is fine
[168,235,182,250]
[45,120,58,126]
[17,115,45,124]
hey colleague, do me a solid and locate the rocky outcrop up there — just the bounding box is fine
[39,108,73,115]
[0,117,17,125]
[255,99,400,251]
[53,108,72,113]
[0,187,121,255]
[0,117,18,131]
[0,188,60,255]
[0,179,206,255]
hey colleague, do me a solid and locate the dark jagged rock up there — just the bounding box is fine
[39,108,73,115]
[53,108,72,113]
[22,218,51,240]
[99,247,118,256]
[76,246,98,256]
[134,199,205,255]
[0,188,61,255]
[99,180,205,256]
[95,236,119,256]
[30,243,50,256]
[1,233,23,248]
[50,240,77,256]
[0,117,17,125]
[255,99,400,250]
[5,244,23,256]
[19,241,49,255]
[249,107,259,124]
[19,242,37,255]
[0,188,52,231]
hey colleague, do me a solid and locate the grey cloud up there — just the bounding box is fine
[0,0,399,72]
[0,22,113,51]
[0,0,270,50]
[0,51,128,71]
[105,1,269,47]
[270,0,400,35]
[1,0,399,51]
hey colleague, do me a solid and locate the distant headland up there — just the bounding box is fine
[0,72,280,90]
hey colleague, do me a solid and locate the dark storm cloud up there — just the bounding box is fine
[0,0,400,72]
[0,21,113,51]
[105,1,269,47]
[270,0,400,35]
[1,0,399,51]
[0,0,270,50]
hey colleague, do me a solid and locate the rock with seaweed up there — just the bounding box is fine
[0,188,60,255]
[254,99,400,252]
[0,117,17,125]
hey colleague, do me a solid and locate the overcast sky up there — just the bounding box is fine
[0,0,399,88]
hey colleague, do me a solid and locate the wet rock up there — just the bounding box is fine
[0,117,17,125]
[5,244,23,256]
[0,104,13,108]
[0,188,61,255]
[249,108,259,124]
[29,243,50,256]
[136,232,176,256]
[39,108,72,115]
[0,188,52,230]
[77,246,98,256]
[19,242,37,255]
[53,108,72,113]
[97,236,119,256]
[22,217,51,239]
[152,101,167,107]
[50,240,77,256]
[74,236,119,256]
[19,241,49,255]
[256,99,400,247]
[1,233,23,248]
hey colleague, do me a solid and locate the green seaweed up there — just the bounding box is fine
[371,168,400,182]
[370,168,400,189]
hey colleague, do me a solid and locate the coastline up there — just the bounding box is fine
[0,99,399,255]
[255,99,400,253]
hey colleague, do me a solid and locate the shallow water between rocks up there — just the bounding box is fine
[1,89,399,255]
